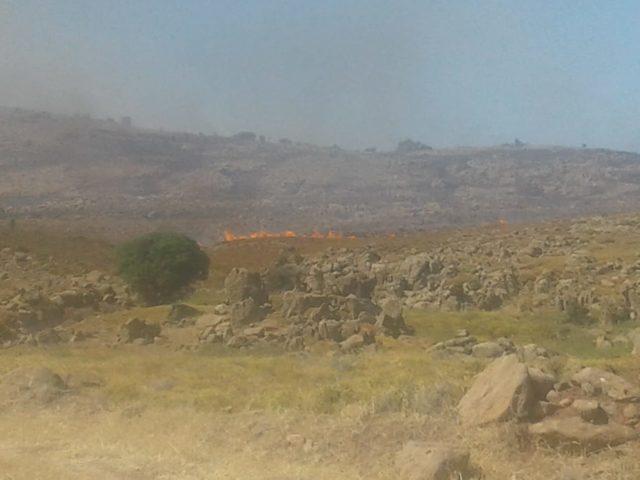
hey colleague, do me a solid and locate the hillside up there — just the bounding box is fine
[2,107,640,242]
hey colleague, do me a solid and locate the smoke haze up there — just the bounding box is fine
[1,0,639,149]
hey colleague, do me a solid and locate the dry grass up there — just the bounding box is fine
[1,312,639,479]
[0,348,639,479]
[0,341,477,414]
[0,222,115,274]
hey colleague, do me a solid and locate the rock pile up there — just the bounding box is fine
[228,215,640,331]
[458,356,640,451]
[194,219,640,351]
[0,254,133,348]
[196,254,414,350]
[430,330,557,363]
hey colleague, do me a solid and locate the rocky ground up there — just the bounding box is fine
[3,214,640,478]
[0,245,133,347]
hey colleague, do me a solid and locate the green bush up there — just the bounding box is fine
[117,232,209,304]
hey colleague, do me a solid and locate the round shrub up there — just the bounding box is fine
[117,232,209,304]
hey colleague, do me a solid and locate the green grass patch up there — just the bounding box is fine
[406,308,635,360]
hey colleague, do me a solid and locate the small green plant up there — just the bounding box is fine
[117,232,209,304]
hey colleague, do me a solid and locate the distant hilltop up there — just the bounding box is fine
[1,107,639,242]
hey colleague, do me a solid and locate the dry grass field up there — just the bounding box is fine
[1,308,639,479]
[2,219,640,478]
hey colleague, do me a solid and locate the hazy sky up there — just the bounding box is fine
[1,0,639,150]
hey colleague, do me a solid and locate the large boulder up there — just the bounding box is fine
[571,367,640,402]
[528,416,638,452]
[394,441,477,480]
[457,354,536,426]
[224,268,268,305]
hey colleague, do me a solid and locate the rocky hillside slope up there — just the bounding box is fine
[2,107,640,241]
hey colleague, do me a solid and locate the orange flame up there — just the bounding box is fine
[223,229,356,242]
